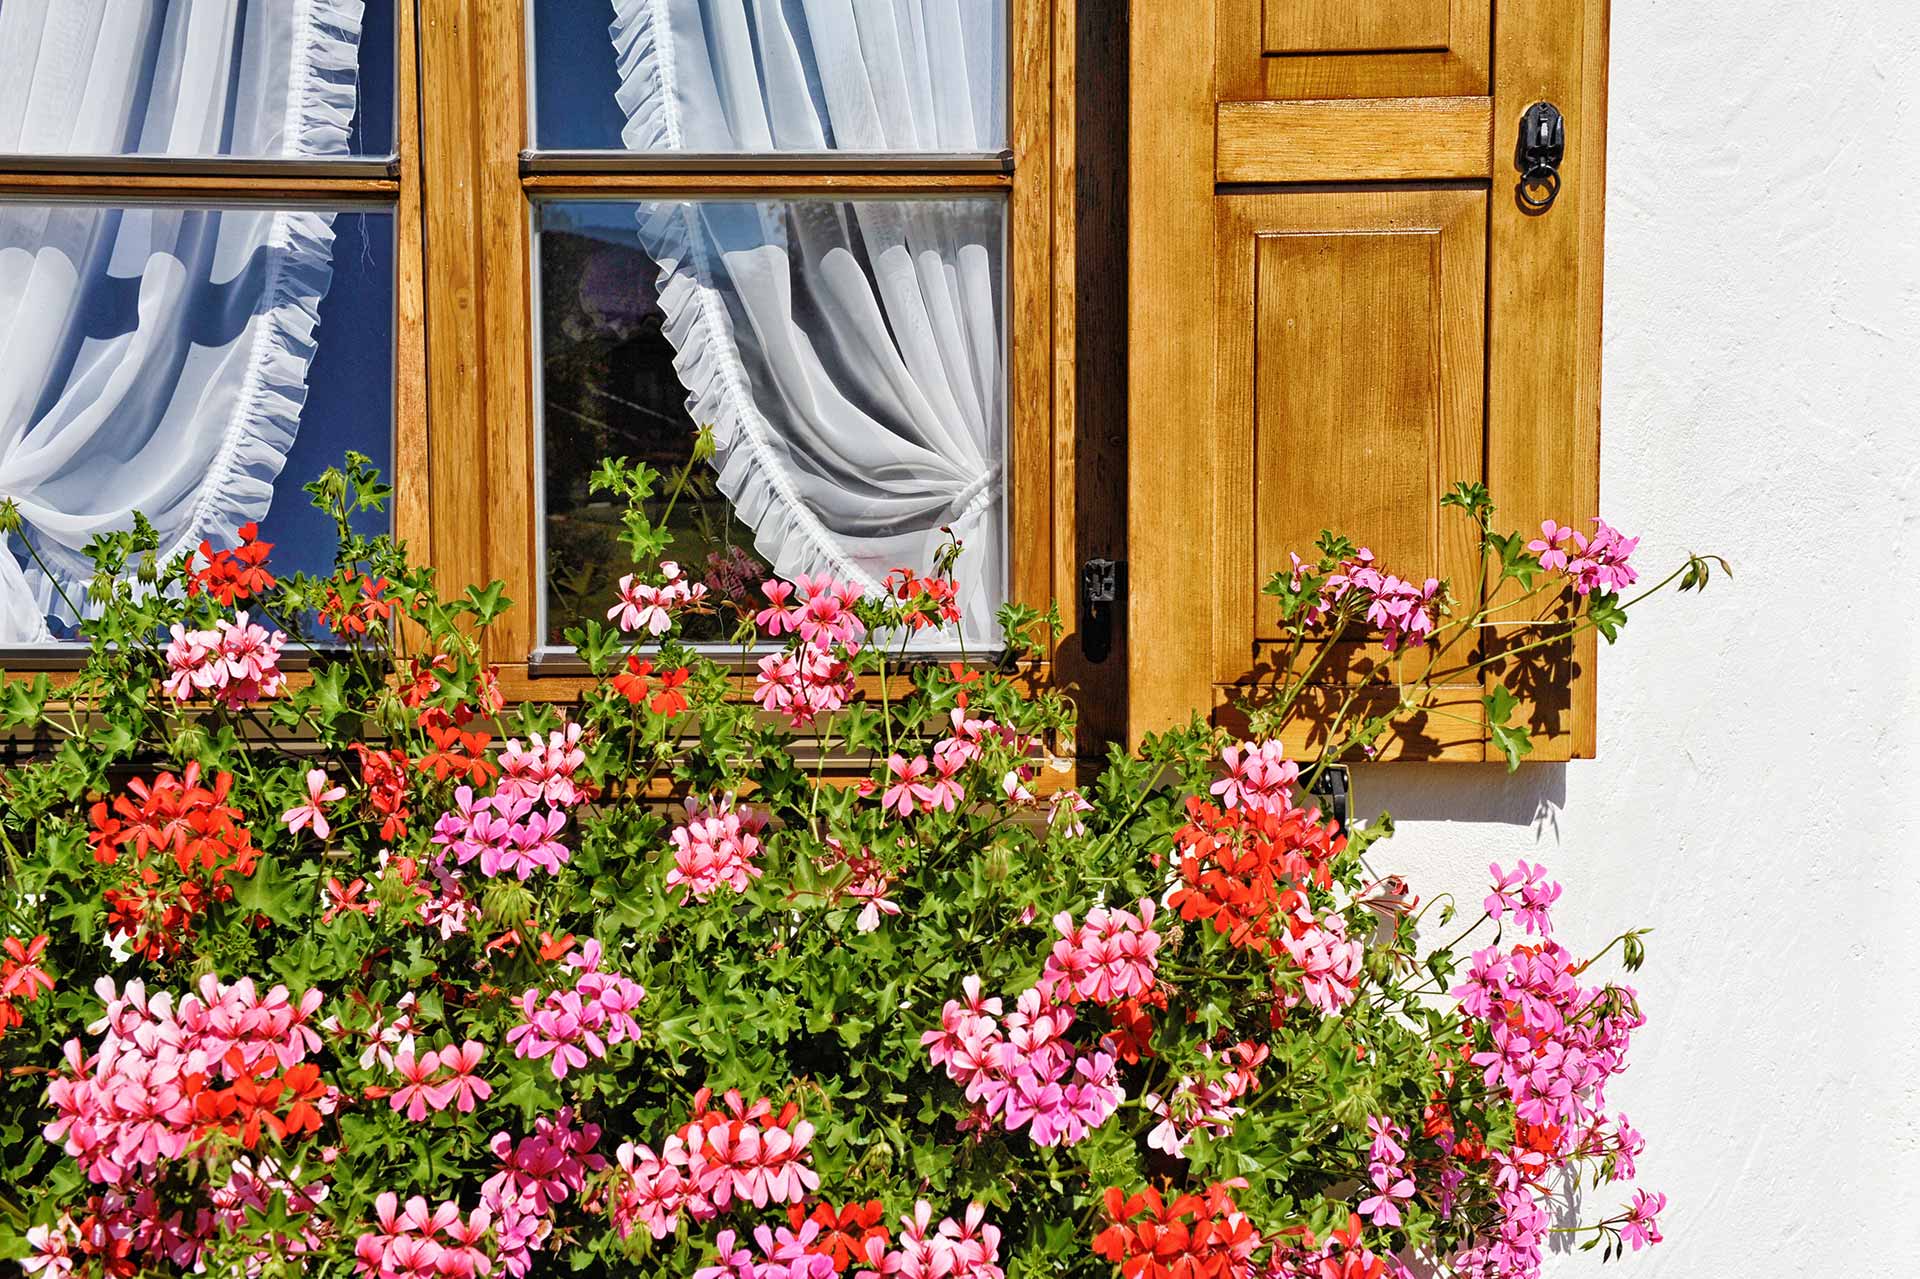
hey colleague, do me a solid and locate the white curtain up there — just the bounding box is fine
[607,0,1007,647]
[0,0,364,643]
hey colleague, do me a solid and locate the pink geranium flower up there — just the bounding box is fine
[1527,519,1577,572]
[666,797,766,903]
[1621,1189,1665,1251]
[881,754,935,818]
[755,579,799,635]
[1357,1166,1415,1227]
[607,563,706,636]
[283,769,346,841]
[789,573,867,650]
[1568,518,1640,595]
[1279,910,1364,1016]
[1038,900,1161,1006]
[390,1047,454,1121]
[439,1041,492,1113]
[1209,741,1298,814]
[1486,860,1561,937]
[609,575,672,635]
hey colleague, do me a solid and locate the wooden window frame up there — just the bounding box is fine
[2,3,1118,752]
[415,0,1083,710]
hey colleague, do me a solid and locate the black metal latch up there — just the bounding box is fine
[1516,101,1565,212]
[1300,763,1350,832]
[1079,558,1122,665]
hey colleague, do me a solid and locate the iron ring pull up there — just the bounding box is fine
[1516,101,1566,213]
[1518,163,1561,211]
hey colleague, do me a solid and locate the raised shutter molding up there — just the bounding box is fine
[1129,0,1608,760]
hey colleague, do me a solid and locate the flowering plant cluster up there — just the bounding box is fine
[0,455,1708,1277]
[1255,484,1725,768]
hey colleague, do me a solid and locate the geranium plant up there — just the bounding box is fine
[0,457,1711,1278]
[1246,482,1727,771]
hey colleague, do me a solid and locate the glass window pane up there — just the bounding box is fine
[535,197,1007,650]
[0,201,394,643]
[530,0,1007,153]
[0,0,395,159]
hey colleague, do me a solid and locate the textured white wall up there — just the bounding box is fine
[1350,2,1920,1274]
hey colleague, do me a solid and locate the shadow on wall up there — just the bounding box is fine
[1349,763,1568,837]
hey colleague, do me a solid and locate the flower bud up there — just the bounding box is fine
[482,879,536,930]
[691,423,717,464]
[0,498,20,534]
[374,870,420,911]
[981,842,1014,883]
[136,552,159,585]
[372,689,412,737]
[170,722,210,761]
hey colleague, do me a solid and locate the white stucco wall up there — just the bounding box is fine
[1350,2,1920,1273]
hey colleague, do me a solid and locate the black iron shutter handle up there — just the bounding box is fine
[1516,101,1566,212]
[1078,559,1121,664]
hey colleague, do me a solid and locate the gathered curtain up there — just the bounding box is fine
[0,0,364,642]
[608,0,1008,647]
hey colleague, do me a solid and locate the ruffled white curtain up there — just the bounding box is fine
[608,0,1007,646]
[0,0,364,642]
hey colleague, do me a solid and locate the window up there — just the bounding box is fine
[415,0,1061,694]
[1,1,1070,696]
[0,0,407,649]
[522,1,1016,660]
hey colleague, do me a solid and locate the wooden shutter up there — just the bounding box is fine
[1128,0,1608,761]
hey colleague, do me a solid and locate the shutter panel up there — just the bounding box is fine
[1128,0,1608,760]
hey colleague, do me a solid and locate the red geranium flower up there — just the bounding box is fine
[788,1200,891,1273]
[611,655,653,705]
[649,666,691,718]
[1166,797,1342,955]
[187,521,276,605]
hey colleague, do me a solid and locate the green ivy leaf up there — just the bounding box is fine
[1490,721,1534,772]
[1587,591,1629,643]
[232,854,304,926]
[462,581,512,626]
[1487,531,1540,590]
[0,672,50,727]
[1440,480,1495,526]
[1483,683,1533,772]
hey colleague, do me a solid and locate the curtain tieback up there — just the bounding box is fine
[945,465,1002,525]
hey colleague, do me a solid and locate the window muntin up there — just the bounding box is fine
[532,195,1008,652]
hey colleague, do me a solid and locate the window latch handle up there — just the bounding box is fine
[1078,558,1122,665]
[1516,101,1566,212]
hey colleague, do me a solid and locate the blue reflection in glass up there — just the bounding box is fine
[530,1,629,150]
[254,208,394,579]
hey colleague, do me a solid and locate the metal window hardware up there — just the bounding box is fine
[1078,558,1123,665]
[1300,763,1350,832]
[1515,101,1566,212]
